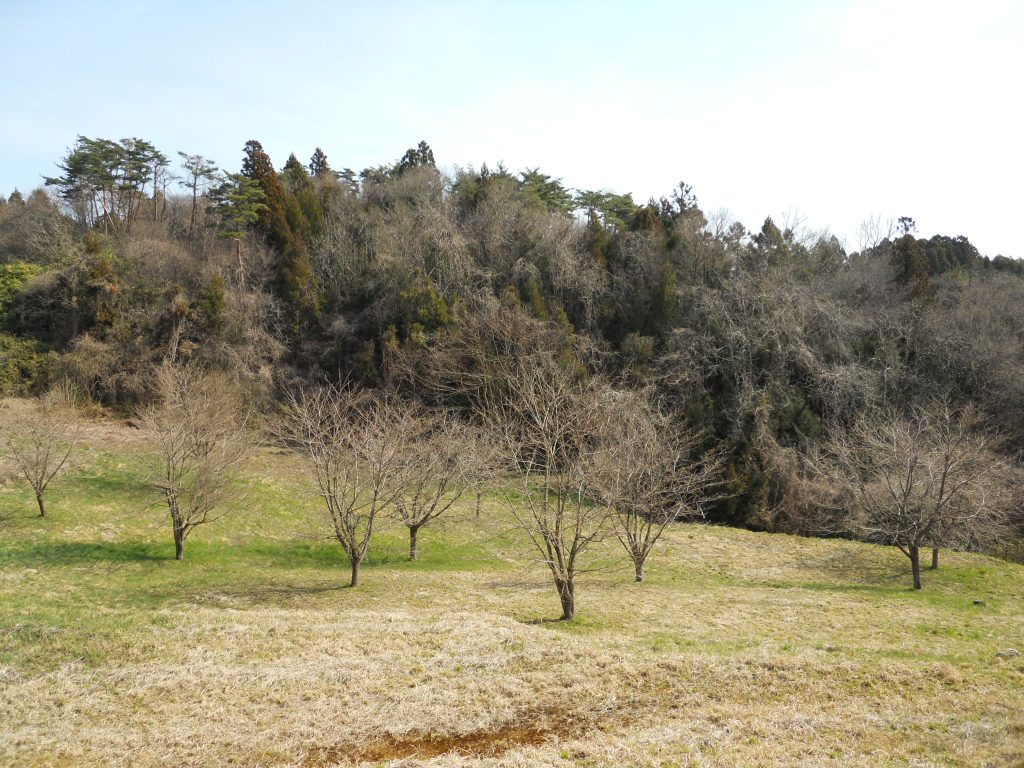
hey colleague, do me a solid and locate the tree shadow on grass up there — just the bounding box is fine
[0,540,168,566]
[67,459,153,498]
[207,581,349,603]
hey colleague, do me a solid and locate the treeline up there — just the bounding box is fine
[1,135,1023,538]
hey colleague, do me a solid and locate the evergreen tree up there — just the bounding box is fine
[208,173,268,287]
[240,140,291,251]
[398,140,436,174]
[281,153,324,242]
[208,173,267,241]
[308,147,332,179]
[45,135,166,234]
[240,141,320,336]
[645,261,678,338]
[177,152,218,240]
[749,217,791,268]
[892,234,934,301]
[518,168,574,214]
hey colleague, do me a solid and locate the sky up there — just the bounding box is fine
[1,0,1022,257]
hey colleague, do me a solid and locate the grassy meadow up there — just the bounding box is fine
[1,417,1022,767]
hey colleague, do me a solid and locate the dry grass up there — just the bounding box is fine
[1,416,1022,767]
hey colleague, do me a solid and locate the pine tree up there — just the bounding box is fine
[208,173,268,288]
[177,152,218,240]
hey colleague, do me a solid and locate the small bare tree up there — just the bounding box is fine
[394,412,483,561]
[830,403,1011,589]
[485,356,612,621]
[282,386,413,587]
[593,392,722,582]
[138,365,251,561]
[1,383,80,517]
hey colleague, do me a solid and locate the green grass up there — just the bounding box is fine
[1,432,1023,767]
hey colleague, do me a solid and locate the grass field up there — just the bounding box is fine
[1,418,1022,767]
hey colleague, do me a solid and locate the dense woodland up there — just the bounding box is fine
[1,135,1022,561]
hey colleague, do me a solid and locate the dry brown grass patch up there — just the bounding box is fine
[303,707,588,766]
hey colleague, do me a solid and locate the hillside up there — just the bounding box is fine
[4,140,1024,537]
[1,419,1022,767]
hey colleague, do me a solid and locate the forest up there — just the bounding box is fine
[1,135,1023,572]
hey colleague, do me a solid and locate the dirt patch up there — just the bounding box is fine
[304,710,581,766]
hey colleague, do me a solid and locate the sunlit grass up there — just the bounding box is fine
[1,427,1022,767]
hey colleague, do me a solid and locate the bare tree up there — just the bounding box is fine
[829,403,1011,589]
[391,307,612,618]
[857,213,896,253]
[593,392,722,582]
[0,382,80,517]
[282,386,413,587]
[138,365,251,560]
[394,411,483,561]
[485,356,612,621]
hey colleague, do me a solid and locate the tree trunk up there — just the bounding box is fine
[408,524,420,561]
[930,547,939,570]
[634,558,644,583]
[910,545,921,590]
[235,240,245,290]
[189,189,198,240]
[173,526,185,561]
[35,491,46,518]
[557,578,575,621]
[350,556,361,587]
[476,492,481,519]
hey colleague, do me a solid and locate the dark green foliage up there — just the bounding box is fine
[575,189,638,231]
[240,141,320,339]
[645,261,678,338]
[748,217,791,269]
[276,238,320,337]
[281,154,324,242]
[45,135,167,234]
[399,141,436,174]
[396,281,452,336]
[985,254,1024,276]
[891,233,934,300]
[582,211,616,268]
[629,204,663,233]
[308,147,331,179]
[241,140,291,251]
[194,274,226,336]
[208,173,268,241]
[0,333,53,395]
[518,168,574,214]
[0,262,44,325]
[451,163,517,216]
[520,274,548,320]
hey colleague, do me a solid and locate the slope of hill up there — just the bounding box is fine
[1,422,1022,767]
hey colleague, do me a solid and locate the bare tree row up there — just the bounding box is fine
[1,355,1017,616]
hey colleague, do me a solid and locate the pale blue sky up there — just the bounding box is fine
[2,0,1021,256]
